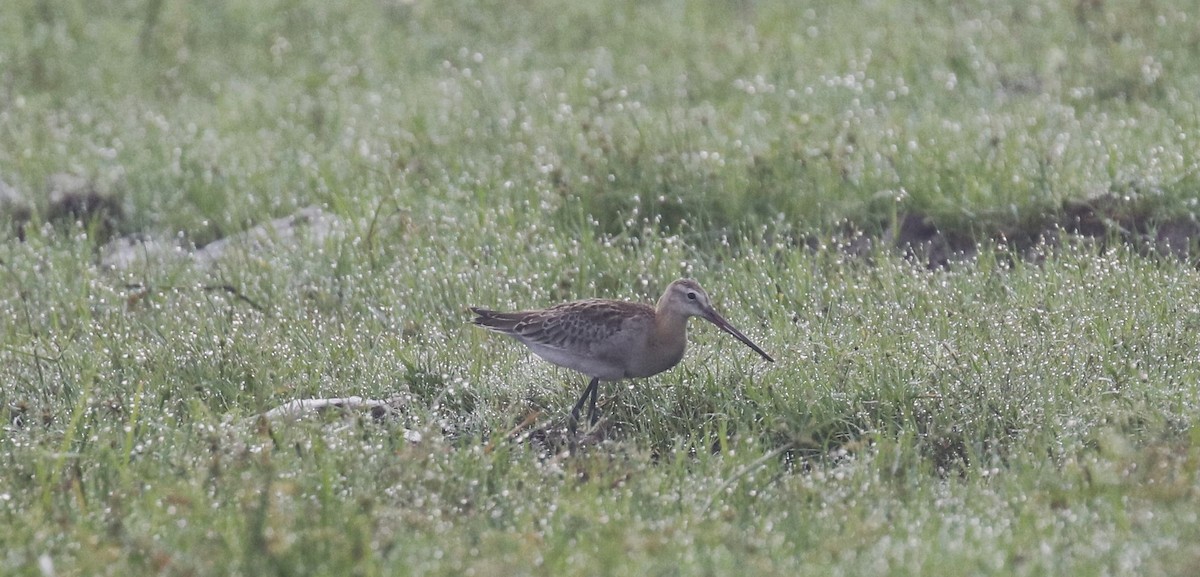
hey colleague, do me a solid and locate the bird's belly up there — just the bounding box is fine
[525,344,629,381]
[523,341,685,381]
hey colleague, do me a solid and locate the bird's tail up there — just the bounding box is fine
[469,307,525,332]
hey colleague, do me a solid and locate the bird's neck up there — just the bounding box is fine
[652,309,689,352]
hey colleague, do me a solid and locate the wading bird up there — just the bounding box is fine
[470,279,774,447]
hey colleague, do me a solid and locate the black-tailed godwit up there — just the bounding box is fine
[471,279,774,446]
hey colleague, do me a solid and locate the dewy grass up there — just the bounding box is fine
[4,222,1199,575]
[3,0,1200,575]
[3,0,1198,238]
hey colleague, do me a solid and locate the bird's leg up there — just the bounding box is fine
[568,377,600,447]
[587,379,600,427]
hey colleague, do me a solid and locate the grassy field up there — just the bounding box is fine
[3,0,1200,575]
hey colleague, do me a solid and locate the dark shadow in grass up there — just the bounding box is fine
[828,192,1200,270]
[517,414,618,458]
[550,161,1200,269]
[0,172,126,243]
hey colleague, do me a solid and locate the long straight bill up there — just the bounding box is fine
[705,310,774,363]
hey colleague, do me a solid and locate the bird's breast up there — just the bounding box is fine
[624,326,687,378]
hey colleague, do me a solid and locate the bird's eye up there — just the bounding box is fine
[687,292,697,300]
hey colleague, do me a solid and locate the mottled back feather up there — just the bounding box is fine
[471,300,653,354]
